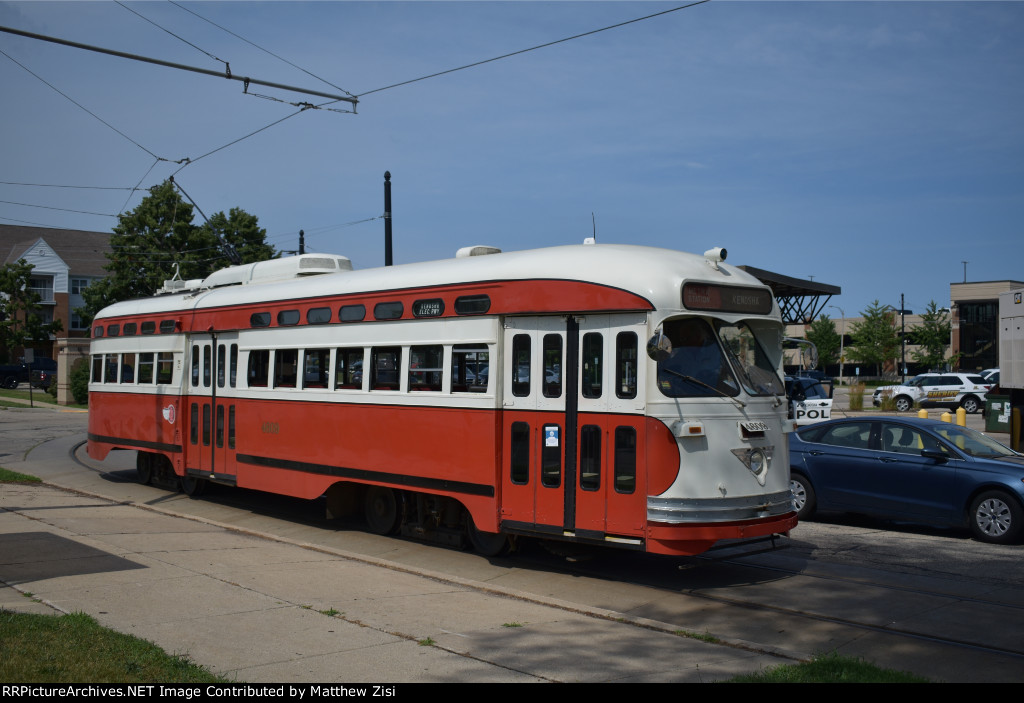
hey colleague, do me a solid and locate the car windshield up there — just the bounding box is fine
[932,425,1020,459]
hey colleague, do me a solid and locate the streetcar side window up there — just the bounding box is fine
[303,348,330,388]
[452,344,489,393]
[120,354,134,383]
[229,345,238,387]
[339,305,365,323]
[542,334,562,398]
[217,344,226,388]
[409,345,443,392]
[371,347,401,390]
[512,335,531,397]
[335,348,365,390]
[616,332,638,399]
[138,352,155,384]
[157,352,174,385]
[374,302,403,320]
[202,404,211,446]
[216,405,225,448]
[278,310,300,326]
[92,355,102,383]
[580,425,602,491]
[141,321,156,335]
[190,403,199,445]
[614,426,637,494]
[191,345,200,387]
[247,350,270,387]
[228,405,236,449]
[582,333,603,399]
[203,345,211,387]
[510,422,530,485]
[274,349,299,387]
[307,307,332,324]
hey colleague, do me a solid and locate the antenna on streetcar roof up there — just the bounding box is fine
[584,212,597,245]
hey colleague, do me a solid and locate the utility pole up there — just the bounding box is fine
[384,172,393,267]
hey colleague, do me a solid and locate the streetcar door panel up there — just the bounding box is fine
[501,317,569,530]
[575,315,648,538]
[186,334,237,480]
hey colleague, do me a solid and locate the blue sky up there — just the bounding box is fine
[1,1,1022,321]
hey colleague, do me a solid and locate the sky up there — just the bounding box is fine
[1,0,1022,321]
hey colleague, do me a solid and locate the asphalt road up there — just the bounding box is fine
[2,406,1022,682]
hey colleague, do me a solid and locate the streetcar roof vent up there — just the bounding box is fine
[456,245,502,258]
[200,254,354,289]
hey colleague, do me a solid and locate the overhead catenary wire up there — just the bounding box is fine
[0,47,165,161]
[356,0,711,97]
[0,181,134,191]
[115,0,230,72]
[0,199,116,218]
[168,0,355,99]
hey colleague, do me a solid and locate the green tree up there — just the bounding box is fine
[805,314,841,370]
[910,300,952,371]
[80,180,276,322]
[0,258,63,363]
[847,300,899,377]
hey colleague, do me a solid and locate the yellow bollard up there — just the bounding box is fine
[917,409,928,420]
[956,407,966,426]
[940,411,952,423]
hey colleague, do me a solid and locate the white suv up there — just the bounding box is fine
[872,373,991,413]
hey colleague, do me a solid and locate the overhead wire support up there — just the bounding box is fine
[0,24,358,107]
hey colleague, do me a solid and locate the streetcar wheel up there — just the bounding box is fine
[364,486,400,535]
[467,518,510,557]
[136,453,153,485]
[961,396,980,414]
[180,474,207,497]
[894,396,912,413]
[790,473,817,520]
[969,491,1022,544]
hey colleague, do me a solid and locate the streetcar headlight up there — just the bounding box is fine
[730,446,773,486]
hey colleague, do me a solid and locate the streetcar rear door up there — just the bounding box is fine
[185,333,239,483]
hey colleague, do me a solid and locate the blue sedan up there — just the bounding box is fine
[789,417,1024,544]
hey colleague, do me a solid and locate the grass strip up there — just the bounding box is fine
[0,611,228,683]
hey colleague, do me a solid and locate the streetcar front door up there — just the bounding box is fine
[501,315,647,540]
[185,333,238,483]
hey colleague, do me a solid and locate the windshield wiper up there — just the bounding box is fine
[661,369,746,408]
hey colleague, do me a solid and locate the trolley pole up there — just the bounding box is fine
[384,171,393,267]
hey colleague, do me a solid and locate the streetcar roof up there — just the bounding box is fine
[93,243,776,321]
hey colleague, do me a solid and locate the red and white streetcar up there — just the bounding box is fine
[87,241,797,556]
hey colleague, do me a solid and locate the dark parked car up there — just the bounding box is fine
[1,363,31,388]
[789,416,1024,544]
[31,369,54,390]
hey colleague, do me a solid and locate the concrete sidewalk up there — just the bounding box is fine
[0,450,798,683]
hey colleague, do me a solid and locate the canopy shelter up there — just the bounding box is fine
[738,265,841,325]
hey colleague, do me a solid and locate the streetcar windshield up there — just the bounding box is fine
[715,321,785,397]
[656,318,739,398]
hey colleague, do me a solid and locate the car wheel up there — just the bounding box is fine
[790,473,817,520]
[969,491,1023,544]
[894,395,912,412]
[2,376,17,389]
[960,396,980,414]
